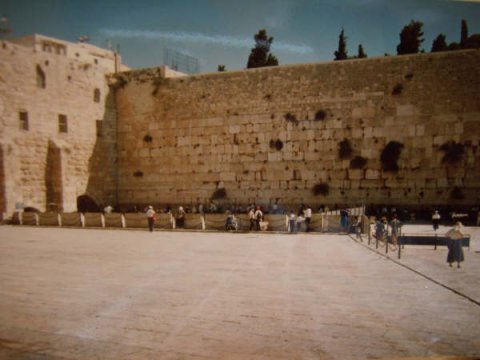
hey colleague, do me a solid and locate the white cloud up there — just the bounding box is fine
[99,29,314,55]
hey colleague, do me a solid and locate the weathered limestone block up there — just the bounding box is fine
[396,104,416,117]
[366,169,380,180]
[348,169,364,180]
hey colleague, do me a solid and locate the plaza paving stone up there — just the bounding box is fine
[0,225,479,359]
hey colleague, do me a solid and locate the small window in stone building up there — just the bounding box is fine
[94,58,98,64]
[58,114,68,133]
[42,43,51,52]
[94,88,101,103]
[19,111,29,130]
[36,65,46,89]
[96,120,103,137]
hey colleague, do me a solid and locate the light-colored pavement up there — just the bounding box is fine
[0,225,479,360]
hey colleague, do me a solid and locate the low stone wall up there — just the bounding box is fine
[124,213,173,229]
[38,212,60,226]
[61,213,82,227]
[83,213,103,228]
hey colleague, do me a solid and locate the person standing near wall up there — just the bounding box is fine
[146,205,156,232]
[248,206,256,231]
[432,210,441,231]
[390,214,402,249]
[254,205,263,231]
[304,205,312,232]
[340,209,349,233]
[288,210,296,233]
[176,206,186,228]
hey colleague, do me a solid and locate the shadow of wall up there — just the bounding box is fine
[83,88,118,210]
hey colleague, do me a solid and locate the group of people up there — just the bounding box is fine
[145,205,186,232]
[373,214,402,249]
[287,205,313,233]
[371,209,467,268]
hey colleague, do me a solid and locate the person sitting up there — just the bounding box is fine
[225,213,238,231]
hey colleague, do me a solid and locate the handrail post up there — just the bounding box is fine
[398,236,402,259]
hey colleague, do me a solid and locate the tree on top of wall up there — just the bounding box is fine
[357,44,367,58]
[397,20,424,55]
[247,29,279,68]
[334,28,348,60]
[431,34,448,52]
[461,19,469,48]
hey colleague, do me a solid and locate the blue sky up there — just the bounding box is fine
[1,0,479,73]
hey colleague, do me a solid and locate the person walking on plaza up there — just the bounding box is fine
[146,205,156,232]
[446,222,465,268]
[432,210,441,231]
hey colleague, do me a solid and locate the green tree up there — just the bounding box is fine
[357,44,367,58]
[217,64,226,72]
[431,34,448,52]
[396,20,424,55]
[464,34,480,49]
[334,28,348,60]
[460,19,469,48]
[247,29,279,68]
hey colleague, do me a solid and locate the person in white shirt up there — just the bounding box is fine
[432,210,441,231]
[254,206,263,231]
[303,205,312,232]
[146,205,156,232]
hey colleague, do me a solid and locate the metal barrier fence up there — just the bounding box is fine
[361,222,471,259]
[9,208,367,234]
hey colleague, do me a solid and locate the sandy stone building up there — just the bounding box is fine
[1,33,479,218]
[0,34,127,216]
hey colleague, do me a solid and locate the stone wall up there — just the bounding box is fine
[0,37,119,215]
[114,50,480,210]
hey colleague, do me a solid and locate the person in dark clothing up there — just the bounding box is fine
[446,222,465,268]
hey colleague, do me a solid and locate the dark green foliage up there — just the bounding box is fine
[211,188,227,200]
[247,29,279,68]
[334,28,348,61]
[312,183,329,196]
[269,139,284,151]
[357,44,367,58]
[285,112,298,125]
[380,141,404,172]
[392,83,403,95]
[275,139,283,150]
[464,34,480,49]
[397,20,424,55]
[338,139,353,159]
[143,134,153,143]
[431,34,448,52]
[448,42,461,51]
[217,65,226,72]
[440,141,464,165]
[133,171,144,177]
[450,187,464,200]
[315,110,327,121]
[350,156,367,169]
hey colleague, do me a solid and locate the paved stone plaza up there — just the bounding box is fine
[0,225,479,359]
